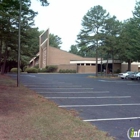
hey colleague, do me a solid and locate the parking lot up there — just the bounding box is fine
[10,73,140,140]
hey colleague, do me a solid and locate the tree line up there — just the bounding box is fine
[0,0,63,74]
[69,1,140,75]
[1,0,140,75]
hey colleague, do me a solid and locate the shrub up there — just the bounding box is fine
[72,70,76,73]
[38,68,47,73]
[59,69,66,73]
[10,68,21,73]
[59,69,63,73]
[25,68,38,73]
[23,66,27,72]
[65,69,70,73]
[46,65,58,73]
[59,69,76,73]
[34,64,39,69]
[115,69,121,73]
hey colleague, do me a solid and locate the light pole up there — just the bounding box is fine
[17,0,21,87]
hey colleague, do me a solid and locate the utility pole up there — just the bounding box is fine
[17,0,21,87]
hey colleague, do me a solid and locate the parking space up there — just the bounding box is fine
[9,73,140,140]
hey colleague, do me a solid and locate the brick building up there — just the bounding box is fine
[29,29,140,73]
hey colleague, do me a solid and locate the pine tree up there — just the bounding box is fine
[77,5,110,76]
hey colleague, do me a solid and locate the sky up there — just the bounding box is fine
[31,0,136,51]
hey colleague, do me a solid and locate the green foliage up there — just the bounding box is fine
[0,0,38,74]
[113,1,140,70]
[25,28,40,55]
[49,34,62,49]
[69,45,96,57]
[59,69,64,73]
[118,19,140,62]
[10,68,21,73]
[77,5,110,76]
[34,64,39,69]
[23,66,27,72]
[114,69,121,73]
[0,0,49,74]
[69,45,79,55]
[39,0,49,6]
[133,1,140,20]
[77,5,110,48]
[25,68,38,73]
[59,69,76,73]
[38,68,47,73]
[46,65,58,72]
[78,46,96,57]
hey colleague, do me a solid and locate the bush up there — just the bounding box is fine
[59,69,62,73]
[10,68,21,73]
[25,68,38,73]
[59,69,76,73]
[23,66,27,72]
[72,70,76,73]
[115,69,121,73]
[38,68,47,73]
[34,64,39,69]
[59,69,66,73]
[65,69,70,73]
[46,65,58,73]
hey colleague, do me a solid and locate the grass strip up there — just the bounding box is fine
[0,74,115,140]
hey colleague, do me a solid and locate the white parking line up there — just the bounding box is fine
[25,85,82,88]
[59,103,140,108]
[24,83,73,86]
[127,84,140,86]
[29,87,94,89]
[24,84,77,86]
[39,91,110,94]
[28,75,36,77]
[98,80,132,83]
[83,117,140,122]
[46,96,131,99]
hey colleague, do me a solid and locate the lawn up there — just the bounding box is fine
[0,74,115,140]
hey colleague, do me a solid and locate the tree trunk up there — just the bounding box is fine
[96,48,98,77]
[112,51,114,76]
[101,53,103,76]
[106,53,109,76]
[0,37,2,71]
[1,44,8,75]
[128,59,131,71]
[95,28,99,77]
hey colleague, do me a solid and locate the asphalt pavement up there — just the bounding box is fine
[9,73,140,140]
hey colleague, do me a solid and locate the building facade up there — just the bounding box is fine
[29,29,140,73]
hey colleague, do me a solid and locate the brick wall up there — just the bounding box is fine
[58,64,77,71]
[114,63,121,72]
[42,47,46,68]
[77,66,96,73]
[121,64,138,72]
[48,47,96,65]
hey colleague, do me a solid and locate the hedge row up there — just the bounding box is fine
[10,68,22,73]
[10,66,77,74]
[38,65,58,73]
[38,68,47,73]
[46,65,58,72]
[25,68,38,73]
[10,65,58,73]
[59,69,76,73]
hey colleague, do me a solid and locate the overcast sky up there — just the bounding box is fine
[31,0,136,51]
